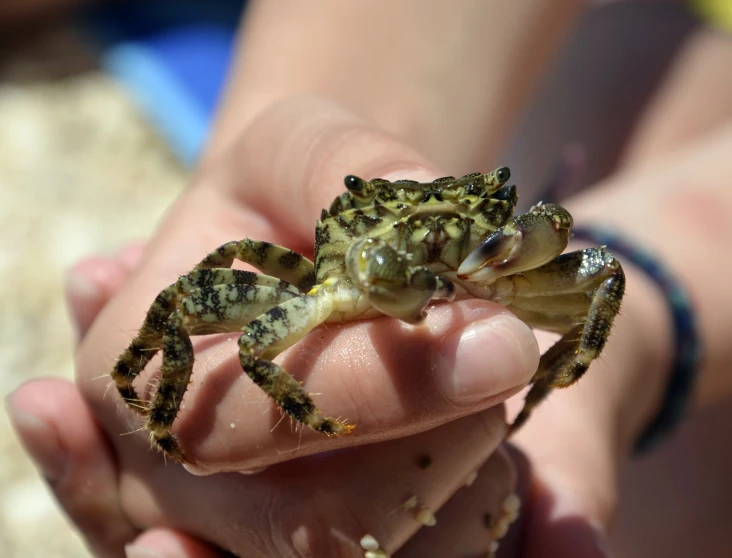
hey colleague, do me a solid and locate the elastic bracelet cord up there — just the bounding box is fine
[571,225,703,454]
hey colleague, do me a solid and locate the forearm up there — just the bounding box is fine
[203,0,584,170]
[555,27,732,457]
[565,125,732,457]
[563,234,673,461]
[615,28,732,414]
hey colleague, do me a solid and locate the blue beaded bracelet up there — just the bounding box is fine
[571,225,702,454]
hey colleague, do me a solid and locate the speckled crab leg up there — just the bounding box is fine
[504,248,625,435]
[111,268,299,420]
[146,280,302,460]
[112,239,311,402]
[196,239,317,292]
[237,283,356,438]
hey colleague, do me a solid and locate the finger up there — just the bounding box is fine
[125,528,228,558]
[137,299,538,472]
[66,256,131,340]
[513,437,617,558]
[65,242,145,341]
[220,95,440,243]
[6,379,139,557]
[120,406,510,557]
[117,242,146,271]
[397,445,520,558]
[80,96,538,470]
[509,379,618,558]
[519,480,614,558]
[65,243,146,341]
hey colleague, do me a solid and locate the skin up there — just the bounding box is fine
[508,22,732,558]
[96,98,538,556]
[7,2,732,557]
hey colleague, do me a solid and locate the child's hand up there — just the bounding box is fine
[10,97,536,557]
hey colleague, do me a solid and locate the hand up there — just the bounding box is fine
[17,103,732,558]
[500,119,732,557]
[9,97,538,557]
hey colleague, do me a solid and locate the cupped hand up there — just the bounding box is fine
[10,96,538,557]
[502,123,732,557]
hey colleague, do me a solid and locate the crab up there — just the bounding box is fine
[111,167,625,462]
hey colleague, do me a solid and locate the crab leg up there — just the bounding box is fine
[503,248,625,435]
[238,288,355,436]
[196,239,317,292]
[145,282,302,460]
[111,269,298,417]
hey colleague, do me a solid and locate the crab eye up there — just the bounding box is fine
[344,175,365,193]
[495,167,511,184]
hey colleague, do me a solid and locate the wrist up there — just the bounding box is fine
[614,265,674,457]
[565,237,674,460]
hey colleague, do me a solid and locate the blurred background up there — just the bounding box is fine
[0,1,731,557]
[0,1,228,555]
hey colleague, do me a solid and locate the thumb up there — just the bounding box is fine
[509,402,618,557]
[523,465,616,558]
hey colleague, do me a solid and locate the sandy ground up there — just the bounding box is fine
[0,21,187,557]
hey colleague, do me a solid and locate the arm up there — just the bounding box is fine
[204,0,584,170]
[510,25,732,557]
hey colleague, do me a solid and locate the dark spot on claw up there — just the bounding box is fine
[493,184,516,203]
[483,512,493,528]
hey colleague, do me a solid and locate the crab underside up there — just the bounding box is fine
[112,167,624,462]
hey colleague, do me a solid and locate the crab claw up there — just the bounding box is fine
[366,266,436,324]
[458,203,572,282]
[457,228,520,280]
[346,238,452,324]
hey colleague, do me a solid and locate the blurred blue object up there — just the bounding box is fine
[80,0,245,166]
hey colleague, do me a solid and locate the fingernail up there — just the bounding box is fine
[117,242,146,270]
[5,393,68,483]
[66,265,102,303]
[379,168,440,183]
[433,315,537,405]
[125,544,165,558]
[65,263,106,337]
